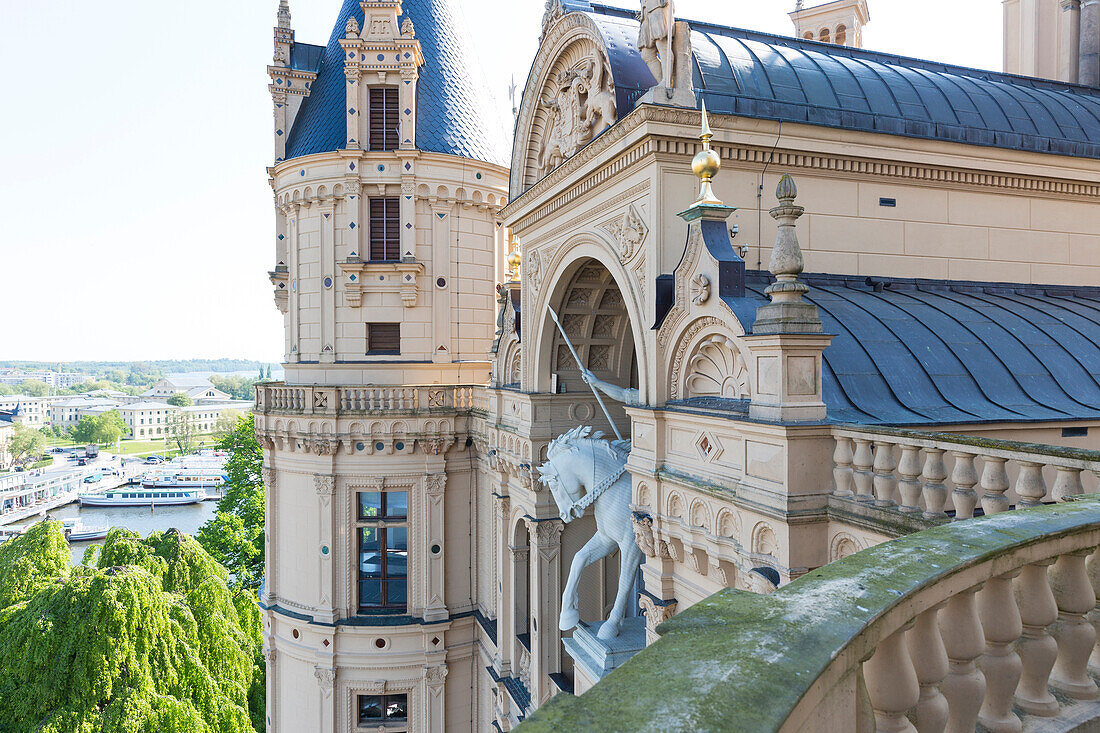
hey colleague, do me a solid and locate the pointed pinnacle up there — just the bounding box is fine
[700,99,713,146]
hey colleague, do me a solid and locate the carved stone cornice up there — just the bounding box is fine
[337,259,423,308]
[504,102,1100,230]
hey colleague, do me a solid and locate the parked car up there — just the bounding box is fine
[78,459,87,466]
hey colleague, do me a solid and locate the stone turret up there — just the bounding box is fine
[790,0,869,47]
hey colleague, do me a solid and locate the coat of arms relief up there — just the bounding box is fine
[536,49,617,176]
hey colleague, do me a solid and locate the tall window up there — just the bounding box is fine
[819,27,830,43]
[368,87,400,151]
[366,323,401,356]
[835,25,847,45]
[358,693,408,724]
[369,197,400,261]
[357,490,408,611]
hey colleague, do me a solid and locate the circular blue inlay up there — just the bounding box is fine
[356,442,365,451]
[476,172,483,180]
[377,164,385,172]
[375,442,385,451]
[291,280,297,292]
[323,277,333,289]
[395,441,405,451]
[321,546,329,556]
[377,53,385,61]
[300,170,305,176]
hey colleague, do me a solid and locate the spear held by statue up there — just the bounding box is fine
[547,306,625,441]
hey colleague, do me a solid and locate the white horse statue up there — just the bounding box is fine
[537,425,643,641]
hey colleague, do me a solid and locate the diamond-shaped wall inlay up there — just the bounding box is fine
[348,108,356,115]
[349,222,356,229]
[349,163,355,170]
[404,162,412,171]
[404,108,412,115]
[276,129,283,136]
[696,432,723,461]
[405,223,412,229]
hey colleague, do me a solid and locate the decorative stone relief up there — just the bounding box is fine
[540,0,565,41]
[690,273,710,305]
[632,514,656,557]
[425,474,446,496]
[314,474,335,496]
[535,48,617,177]
[315,667,336,690]
[526,247,543,295]
[684,335,750,400]
[400,16,415,37]
[424,665,448,686]
[830,533,862,562]
[638,595,677,628]
[599,205,648,263]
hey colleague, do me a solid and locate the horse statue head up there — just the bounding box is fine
[536,425,630,523]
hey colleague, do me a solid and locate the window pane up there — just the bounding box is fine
[359,492,383,519]
[359,528,382,578]
[387,527,408,578]
[386,578,407,607]
[387,694,409,720]
[359,579,382,608]
[358,695,383,721]
[386,491,407,518]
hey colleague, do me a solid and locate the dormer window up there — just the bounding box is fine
[368,87,400,151]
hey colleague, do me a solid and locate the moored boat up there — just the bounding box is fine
[62,518,110,541]
[141,468,227,490]
[78,488,205,507]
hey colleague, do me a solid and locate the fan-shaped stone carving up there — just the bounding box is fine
[685,335,749,399]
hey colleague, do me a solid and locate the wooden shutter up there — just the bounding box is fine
[368,198,400,261]
[368,87,400,152]
[367,323,401,355]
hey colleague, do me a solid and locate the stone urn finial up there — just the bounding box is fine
[345,16,360,38]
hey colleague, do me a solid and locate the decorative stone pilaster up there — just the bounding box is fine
[424,474,448,622]
[265,646,278,732]
[495,495,513,674]
[527,518,565,706]
[314,666,336,733]
[262,465,277,606]
[745,175,832,423]
[424,665,448,733]
[314,474,336,624]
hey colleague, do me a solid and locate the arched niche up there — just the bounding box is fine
[526,239,650,404]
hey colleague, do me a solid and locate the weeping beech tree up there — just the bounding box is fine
[0,522,264,733]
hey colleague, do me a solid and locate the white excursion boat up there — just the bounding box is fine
[78,488,206,507]
[62,518,110,542]
[141,468,227,490]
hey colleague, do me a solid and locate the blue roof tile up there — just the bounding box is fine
[583,2,1100,159]
[724,273,1100,426]
[284,0,508,166]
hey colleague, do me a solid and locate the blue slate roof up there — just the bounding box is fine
[284,0,509,166]
[581,2,1100,159]
[725,273,1100,427]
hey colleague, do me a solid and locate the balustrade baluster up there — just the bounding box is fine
[832,436,855,497]
[864,625,920,732]
[922,449,949,519]
[1014,560,1059,716]
[906,605,949,733]
[1049,551,1100,699]
[978,571,1023,733]
[950,453,978,520]
[873,441,899,508]
[898,445,923,513]
[980,457,1010,516]
[938,587,986,733]
[852,439,875,503]
[1015,462,1047,509]
[1087,548,1100,673]
[1051,467,1084,502]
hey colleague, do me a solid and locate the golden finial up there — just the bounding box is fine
[691,100,723,206]
[506,240,522,281]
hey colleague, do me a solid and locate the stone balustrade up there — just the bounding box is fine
[255,382,487,416]
[832,425,1100,521]
[516,496,1100,732]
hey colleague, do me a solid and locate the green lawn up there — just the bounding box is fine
[42,433,223,457]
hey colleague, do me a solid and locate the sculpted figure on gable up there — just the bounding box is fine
[638,0,675,86]
[537,51,617,176]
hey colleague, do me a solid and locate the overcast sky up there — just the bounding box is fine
[0,0,1000,363]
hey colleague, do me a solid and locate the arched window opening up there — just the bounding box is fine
[803,31,814,40]
[819,27,830,44]
[835,25,847,45]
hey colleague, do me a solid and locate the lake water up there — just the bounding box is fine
[47,500,217,565]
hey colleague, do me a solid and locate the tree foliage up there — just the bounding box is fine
[209,375,260,402]
[167,411,198,453]
[0,522,264,733]
[197,414,264,591]
[71,410,127,445]
[7,424,45,465]
[167,392,194,407]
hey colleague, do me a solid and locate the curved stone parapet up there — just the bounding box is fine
[516,495,1100,732]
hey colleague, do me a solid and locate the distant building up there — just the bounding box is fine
[0,413,14,469]
[0,369,92,389]
[0,396,46,428]
[142,376,232,403]
[117,400,250,440]
[789,0,869,46]
[49,397,124,430]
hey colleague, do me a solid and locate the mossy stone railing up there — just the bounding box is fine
[517,496,1100,732]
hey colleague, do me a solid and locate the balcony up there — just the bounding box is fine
[518,496,1100,732]
[255,382,485,416]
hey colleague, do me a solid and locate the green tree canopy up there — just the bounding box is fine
[17,380,50,397]
[0,522,264,732]
[167,392,193,407]
[7,424,45,465]
[197,414,264,590]
[70,410,127,445]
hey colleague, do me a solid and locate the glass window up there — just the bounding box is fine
[358,693,407,723]
[356,491,408,612]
